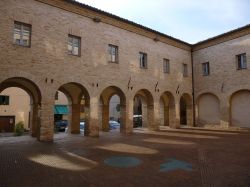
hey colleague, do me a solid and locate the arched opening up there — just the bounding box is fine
[180,93,192,126]
[109,94,120,127]
[56,83,90,135]
[99,86,126,133]
[230,90,250,128]
[0,77,41,137]
[197,93,220,126]
[160,92,175,127]
[133,89,154,128]
[54,90,70,132]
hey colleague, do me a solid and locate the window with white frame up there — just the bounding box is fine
[108,44,118,63]
[236,53,247,70]
[163,59,170,73]
[68,35,81,56]
[183,63,188,77]
[139,52,147,69]
[202,62,210,76]
[13,21,31,47]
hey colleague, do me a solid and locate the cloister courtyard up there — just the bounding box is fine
[0,127,250,187]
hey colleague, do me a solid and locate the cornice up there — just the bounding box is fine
[192,24,250,51]
[33,0,250,52]
[35,0,192,51]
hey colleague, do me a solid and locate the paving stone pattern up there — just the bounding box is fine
[0,129,250,187]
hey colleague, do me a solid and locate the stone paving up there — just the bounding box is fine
[0,128,250,187]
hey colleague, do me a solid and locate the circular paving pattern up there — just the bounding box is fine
[104,156,142,168]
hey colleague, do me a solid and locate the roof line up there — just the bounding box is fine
[194,24,250,45]
[44,0,250,50]
[64,0,191,46]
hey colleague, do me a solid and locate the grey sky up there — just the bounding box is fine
[76,0,250,44]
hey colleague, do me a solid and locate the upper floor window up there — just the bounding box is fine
[202,62,210,76]
[183,63,188,77]
[13,21,31,47]
[163,59,170,73]
[0,95,10,105]
[236,53,247,70]
[108,44,118,63]
[68,35,81,56]
[139,52,147,69]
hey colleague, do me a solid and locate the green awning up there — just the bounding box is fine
[54,105,69,114]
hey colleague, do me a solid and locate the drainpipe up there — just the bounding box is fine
[191,49,196,127]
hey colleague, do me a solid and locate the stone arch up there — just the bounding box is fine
[180,93,193,126]
[56,82,90,135]
[230,90,250,128]
[0,77,42,137]
[197,93,220,126]
[160,91,175,127]
[99,86,126,133]
[133,89,154,128]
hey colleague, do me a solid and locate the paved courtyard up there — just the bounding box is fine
[0,128,250,187]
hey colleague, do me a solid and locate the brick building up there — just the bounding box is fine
[0,0,249,141]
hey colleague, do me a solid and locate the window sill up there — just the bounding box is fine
[108,61,119,64]
[13,43,31,48]
[237,68,247,70]
[68,53,81,57]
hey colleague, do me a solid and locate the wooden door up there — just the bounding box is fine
[0,116,15,132]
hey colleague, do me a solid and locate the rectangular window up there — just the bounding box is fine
[108,44,118,63]
[163,59,170,73]
[236,53,247,70]
[68,35,81,56]
[13,21,31,47]
[0,96,10,105]
[139,52,147,69]
[202,62,210,76]
[183,63,188,77]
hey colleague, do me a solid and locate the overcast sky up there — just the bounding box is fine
[76,0,250,44]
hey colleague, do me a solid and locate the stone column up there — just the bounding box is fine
[220,97,230,128]
[121,99,133,134]
[38,101,54,142]
[30,103,39,137]
[142,101,147,127]
[151,102,159,130]
[102,104,110,131]
[88,97,99,137]
[71,104,81,134]
[195,101,199,126]
[174,101,180,128]
[187,103,194,127]
[83,105,90,136]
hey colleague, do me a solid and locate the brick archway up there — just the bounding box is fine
[160,91,175,127]
[230,90,250,128]
[197,93,220,126]
[57,82,90,135]
[100,86,126,133]
[180,93,193,126]
[133,89,154,129]
[0,77,42,137]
